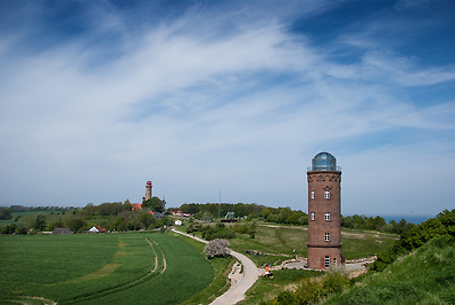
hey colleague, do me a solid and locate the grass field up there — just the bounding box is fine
[0,232,215,305]
[176,221,398,266]
[239,268,323,304]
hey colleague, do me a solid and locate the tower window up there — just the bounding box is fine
[333,258,337,267]
[325,233,330,241]
[311,212,315,220]
[325,212,330,220]
[311,190,315,199]
[324,256,330,268]
[324,190,330,199]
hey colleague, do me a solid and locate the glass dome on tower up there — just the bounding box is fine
[308,152,341,171]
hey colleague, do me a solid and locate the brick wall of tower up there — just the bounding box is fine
[307,170,342,269]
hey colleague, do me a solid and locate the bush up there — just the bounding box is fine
[16,227,28,235]
[203,239,231,258]
[273,290,298,305]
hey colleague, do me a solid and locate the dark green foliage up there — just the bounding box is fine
[33,213,47,230]
[0,223,17,234]
[233,221,257,238]
[0,207,13,220]
[66,216,87,233]
[47,219,65,231]
[273,291,298,305]
[179,203,308,225]
[202,225,236,240]
[142,196,166,213]
[16,226,28,235]
[82,202,127,219]
[370,209,455,273]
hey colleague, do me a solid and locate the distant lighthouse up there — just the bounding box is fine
[145,180,152,201]
[307,152,344,269]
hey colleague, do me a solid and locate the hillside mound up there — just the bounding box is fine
[326,236,455,304]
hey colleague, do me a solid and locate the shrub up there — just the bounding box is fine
[203,239,231,258]
[16,227,28,235]
[273,290,298,305]
[323,271,351,294]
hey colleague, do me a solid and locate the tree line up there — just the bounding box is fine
[0,198,171,234]
[179,202,413,233]
[2,200,415,235]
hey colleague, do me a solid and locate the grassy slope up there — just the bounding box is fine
[239,269,323,305]
[173,232,234,305]
[325,236,455,304]
[0,232,215,305]
[176,221,398,266]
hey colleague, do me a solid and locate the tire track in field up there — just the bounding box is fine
[148,239,167,274]
[65,237,166,304]
[0,296,56,305]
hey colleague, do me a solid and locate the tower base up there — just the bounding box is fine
[307,245,343,270]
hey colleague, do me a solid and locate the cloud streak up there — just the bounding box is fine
[0,1,454,217]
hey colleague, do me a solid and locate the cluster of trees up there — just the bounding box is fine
[0,207,13,220]
[9,205,76,212]
[65,200,171,233]
[341,215,413,234]
[185,221,257,240]
[183,203,412,234]
[80,201,132,219]
[370,208,455,273]
[186,222,236,240]
[0,199,171,235]
[181,203,309,226]
[142,197,166,213]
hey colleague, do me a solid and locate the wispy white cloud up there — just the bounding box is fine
[0,1,454,216]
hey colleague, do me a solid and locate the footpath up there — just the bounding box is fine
[171,229,259,305]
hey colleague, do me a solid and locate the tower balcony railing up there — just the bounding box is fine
[307,166,342,172]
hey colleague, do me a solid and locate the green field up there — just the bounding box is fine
[0,232,215,305]
[176,221,398,266]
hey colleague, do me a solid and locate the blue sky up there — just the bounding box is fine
[0,0,454,217]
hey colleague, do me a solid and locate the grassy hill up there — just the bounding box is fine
[325,235,455,304]
[175,220,398,266]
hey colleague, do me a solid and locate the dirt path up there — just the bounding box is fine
[171,228,259,305]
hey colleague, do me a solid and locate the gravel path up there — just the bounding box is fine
[171,228,259,304]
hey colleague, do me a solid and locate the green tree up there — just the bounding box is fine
[142,196,166,213]
[0,207,13,220]
[140,212,153,227]
[66,217,87,233]
[123,199,132,211]
[33,214,47,230]
[47,219,65,231]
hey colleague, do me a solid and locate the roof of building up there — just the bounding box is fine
[53,228,73,234]
[310,151,339,171]
[131,203,142,211]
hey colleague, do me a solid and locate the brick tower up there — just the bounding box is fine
[145,180,152,201]
[307,152,343,269]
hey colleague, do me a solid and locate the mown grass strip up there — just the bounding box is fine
[64,237,164,304]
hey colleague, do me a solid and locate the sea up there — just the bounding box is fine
[380,214,435,225]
